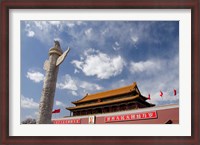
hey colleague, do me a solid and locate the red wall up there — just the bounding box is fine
[52,106,179,124]
[96,108,179,124]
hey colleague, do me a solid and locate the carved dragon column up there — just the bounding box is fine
[37,41,70,124]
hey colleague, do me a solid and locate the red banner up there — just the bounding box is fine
[52,109,60,113]
[52,119,81,124]
[105,111,157,123]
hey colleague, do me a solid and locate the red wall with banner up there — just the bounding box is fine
[104,111,157,123]
[96,108,178,124]
[52,104,179,124]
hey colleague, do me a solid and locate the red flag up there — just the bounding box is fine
[160,91,163,97]
[147,94,151,100]
[52,109,60,113]
[174,89,177,96]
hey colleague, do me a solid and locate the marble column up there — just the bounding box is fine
[37,41,69,124]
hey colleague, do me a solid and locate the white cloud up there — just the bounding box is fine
[49,21,61,26]
[54,37,62,42]
[83,48,99,56]
[80,56,84,60]
[34,21,51,30]
[85,28,93,37]
[56,74,78,91]
[80,81,103,91]
[56,74,79,96]
[24,21,64,45]
[74,69,80,74]
[25,23,35,37]
[71,60,83,70]
[129,60,161,74]
[131,36,138,44]
[27,30,35,37]
[128,55,179,105]
[139,75,179,105]
[145,90,179,105]
[66,22,75,28]
[71,91,78,96]
[81,28,97,42]
[110,73,179,106]
[57,74,103,96]
[22,21,174,54]
[55,100,66,107]
[112,46,119,51]
[21,95,39,109]
[101,29,108,35]
[26,70,44,83]
[76,21,85,25]
[131,36,139,47]
[107,53,179,106]
[115,41,119,46]
[72,49,125,79]
[110,79,129,90]
[112,41,120,51]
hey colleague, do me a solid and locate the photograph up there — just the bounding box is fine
[20,20,179,124]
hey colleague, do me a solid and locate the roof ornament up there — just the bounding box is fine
[54,40,62,52]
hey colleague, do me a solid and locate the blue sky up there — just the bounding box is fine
[20,21,179,121]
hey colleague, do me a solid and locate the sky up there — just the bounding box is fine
[20,21,179,121]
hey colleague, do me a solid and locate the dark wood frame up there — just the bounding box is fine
[0,0,199,145]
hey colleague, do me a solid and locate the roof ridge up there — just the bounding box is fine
[73,82,137,104]
[67,94,140,110]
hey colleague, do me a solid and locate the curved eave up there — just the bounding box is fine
[141,95,148,100]
[139,95,155,107]
[72,94,89,104]
[66,95,140,111]
[150,103,156,107]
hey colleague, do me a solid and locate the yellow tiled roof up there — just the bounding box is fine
[67,95,140,110]
[72,82,139,104]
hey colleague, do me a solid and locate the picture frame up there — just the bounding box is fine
[1,0,199,144]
